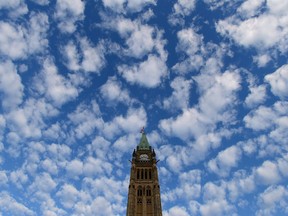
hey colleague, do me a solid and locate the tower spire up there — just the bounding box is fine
[137,128,151,150]
[126,131,162,216]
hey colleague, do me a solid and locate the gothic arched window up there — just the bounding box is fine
[137,186,142,196]
[146,186,151,196]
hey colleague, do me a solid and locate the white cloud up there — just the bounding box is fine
[200,182,236,216]
[0,22,27,59]
[100,76,131,105]
[163,206,190,216]
[244,105,276,131]
[0,192,35,216]
[27,173,60,215]
[255,160,281,185]
[42,158,59,175]
[103,106,147,139]
[83,156,112,176]
[113,133,139,154]
[276,155,288,178]
[237,0,265,18]
[210,131,235,154]
[244,101,288,131]
[0,171,8,186]
[216,1,288,53]
[115,18,135,37]
[166,153,183,171]
[197,71,241,120]
[66,159,83,178]
[257,185,288,216]
[160,70,240,140]
[208,145,242,177]
[54,0,85,33]
[62,38,106,73]
[113,107,147,133]
[199,199,235,216]
[33,58,79,107]
[173,0,196,16]
[267,0,288,15]
[189,200,201,215]
[159,108,206,141]
[162,170,201,202]
[25,142,46,165]
[126,0,156,12]
[172,28,204,73]
[28,175,66,216]
[203,182,226,201]
[169,0,196,26]
[47,143,71,162]
[0,0,28,18]
[245,85,267,108]
[43,207,66,216]
[203,0,238,11]
[29,0,50,6]
[18,64,28,73]
[160,130,233,167]
[78,177,126,215]
[27,13,49,55]
[226,170,255,201]
[238,139,257,156]
[68,100,102,139]
[125,24,155,58]
[118,54,167,88]
[108,17,167,60]
[270,115,288,143]
[239,124,288,158]
[163,77,192,111]
[62,41,80,71]
[6,98,59,139]
[102,0,156,13]
[90,197,113,216]
[102,0,126,12]
[158,141,217,171]
[265,64,288,100]
[0,60,24,110]
[176,28,202,56]
[2,1,288,215]
[43,123,66,140]
[56,184,80,209]
[253,53,271,67]
[80,38,106,73]
[0,13,49,60]
[0,115,5,151]
[10,169,29,189]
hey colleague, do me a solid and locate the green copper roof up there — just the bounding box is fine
[137,133,150,150]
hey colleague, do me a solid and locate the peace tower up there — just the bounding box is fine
[126,130,162,216]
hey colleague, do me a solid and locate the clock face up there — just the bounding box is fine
[139,154,149,161]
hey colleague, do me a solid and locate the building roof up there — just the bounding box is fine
[137,132,150,150]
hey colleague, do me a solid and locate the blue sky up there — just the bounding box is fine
[0,0,288,215]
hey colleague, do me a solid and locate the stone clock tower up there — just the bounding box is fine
[126,130,162,216]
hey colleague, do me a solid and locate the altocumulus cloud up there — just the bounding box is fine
[0,0,288,215]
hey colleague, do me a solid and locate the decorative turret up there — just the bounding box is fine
[132,149,136,159]
[152,149,156,158]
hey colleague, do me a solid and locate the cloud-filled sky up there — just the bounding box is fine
[0,0,288,215]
